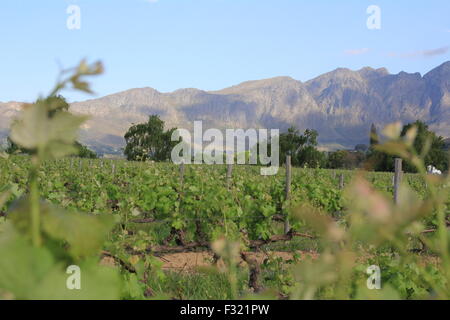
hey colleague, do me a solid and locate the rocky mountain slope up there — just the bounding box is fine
[1,61,449,153]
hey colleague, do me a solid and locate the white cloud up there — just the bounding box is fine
[344,48,370,56]
[388,46,449,58]
[422,46,449,56]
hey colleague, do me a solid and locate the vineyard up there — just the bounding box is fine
[1,155,448,299]
[0,157,430,241]
[0,61,449,300]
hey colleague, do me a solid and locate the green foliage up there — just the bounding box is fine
[287,121,450,300]
[6,95,96,159]
[10,96,87,161]
[0,60,121,299]
[124,115,177,162]
[0,224,120,299]
[1,63,449,300]
[5,137,21,155]
[1,149,448,299]
[400,121,448,172]
[74,141,97,159]
[370,120,449,172]
[297,145,327,168]
[274,126,326,168]
[328,150,365,169]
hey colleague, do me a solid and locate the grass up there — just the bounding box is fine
[147,270,250,300]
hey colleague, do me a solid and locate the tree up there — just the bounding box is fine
[277,127,325,167]
[253,126,325,167]
[444,138,450,151]
[328,150,346,169]
[370,123,379,147]
[278,127,304,162]
[5,137,21,155]
[124,115,177,161]
[401,121,448,172]
[370,121,448,172]
[328,150,365,169]
[74,141,97,159]
[297,145,327,168]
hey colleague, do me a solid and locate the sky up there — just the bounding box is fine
[0,0,449,102]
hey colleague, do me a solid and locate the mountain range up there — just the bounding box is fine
[1,61,449,154]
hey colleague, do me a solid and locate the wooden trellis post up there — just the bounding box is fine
[284,154,291,234]
[394,158,402,205]
[339,174,345,189]
[226,164,233,189]
[179,162,185,186]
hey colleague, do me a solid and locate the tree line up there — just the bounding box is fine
[123,115,449,173]
[7,100,446,173]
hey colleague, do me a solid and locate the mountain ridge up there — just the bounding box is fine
[1,62,449,154]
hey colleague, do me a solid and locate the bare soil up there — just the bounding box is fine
[157,250,319,271]
[100,250,319,271]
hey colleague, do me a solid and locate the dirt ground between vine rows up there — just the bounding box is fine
[100,250,439,272]
[100,250,319,271]
[157,251,319,271]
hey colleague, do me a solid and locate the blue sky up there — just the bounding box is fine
[1,0,449,102]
